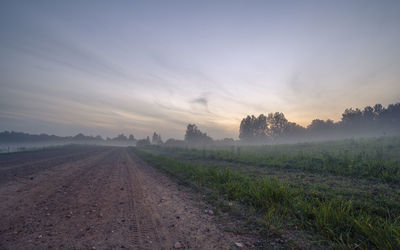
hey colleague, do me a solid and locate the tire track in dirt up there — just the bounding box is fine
[0,147,115,212]
[117,149,165,249]
[118,154,142,248]
[51,149,121,249]
[0,145,100,166]
[38,148,125,249]
[0,147,168,249]
[0,147,117,249]
[0,146,260,249]
[0,149,95,170]
[127,149,261,249]
[0,146,107,183]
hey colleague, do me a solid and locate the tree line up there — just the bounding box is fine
[2,102,398,147]
[0,131,136,144]
[148,102,400,147]
[239,102,400,143]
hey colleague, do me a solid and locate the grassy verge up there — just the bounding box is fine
[133,147,400,249]
[158,137,400,183]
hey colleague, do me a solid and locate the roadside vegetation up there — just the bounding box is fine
[163,137,400,183]
[134,136,400,249]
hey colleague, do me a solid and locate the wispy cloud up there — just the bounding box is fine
[0,22,165,88]
[191,96,208,107]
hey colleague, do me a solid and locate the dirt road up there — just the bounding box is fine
[0,146,255,249]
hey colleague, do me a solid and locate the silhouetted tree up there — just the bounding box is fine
[380,103,400,133]
[111,134,128,141]
[136,136,150,147]
[239,115,256,141]
[239,114,271,142]
[267,112,288,137]
[284,122,306,139]
[164,138,185,147]
[152,132,162,145]
[341,108,363,127]
[306,119,336,139]
[184,124,213,146]
[362,106,375,121]
[374,104,384,116]
[308,119,335,133]
[74,133,86,140]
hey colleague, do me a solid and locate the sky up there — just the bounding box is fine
[0,0,399,139]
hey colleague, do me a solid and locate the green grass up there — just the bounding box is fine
[133,137,400,249]
[159,137,400,183]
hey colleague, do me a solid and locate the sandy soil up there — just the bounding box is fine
[0,146,258,249]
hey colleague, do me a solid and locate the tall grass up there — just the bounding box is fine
[159,137,400,183]
[134,148,400,249]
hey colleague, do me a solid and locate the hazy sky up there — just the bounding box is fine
[1,1,399,139]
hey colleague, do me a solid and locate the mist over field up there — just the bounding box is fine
[1,100,399,152]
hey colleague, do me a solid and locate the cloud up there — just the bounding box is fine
[191,96,208,107]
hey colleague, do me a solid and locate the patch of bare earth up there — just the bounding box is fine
[0,146,260,249]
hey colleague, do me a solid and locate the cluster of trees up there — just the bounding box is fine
[184,124,213,146]
[135,132,163,147]
[164,138,185,147]
[239,102,400,143]
[239,113,304,143]
[161,124,235,148]
[136,136,150,147]
[105,134,135,142]
[3,102,398,148]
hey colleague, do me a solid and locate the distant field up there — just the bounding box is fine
[0,143,69,154]
[134,136,400,249]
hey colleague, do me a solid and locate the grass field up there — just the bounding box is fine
[133,136,400,249]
